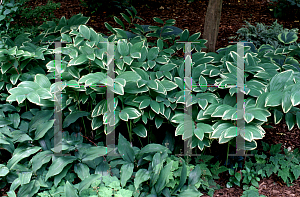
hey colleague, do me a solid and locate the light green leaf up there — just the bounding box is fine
[120,163,134,188]
[269,70,293,92]
[79,25,90,40]
[79,174,102,195]
[81,146,109,162]
[0,164,9,177]
[31,150,52,173]
[118,133,135,163]
[194,127,204,141]
[147,47,159,60]
[117,39,129,56]
[282,91,293,113]
[65,181,79,197]
[74,163,90,180]
[7,146,41,169]
[134,169,150,190]
[34,119,54,140]
[45,156,77,181]
[150,100,160,114]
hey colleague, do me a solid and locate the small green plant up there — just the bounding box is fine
[240,162,262,190]
[7,0,60,39]
[241,186,267,197]
[226,162,242,188]
[228,20,299,50]
[0,0,21,36]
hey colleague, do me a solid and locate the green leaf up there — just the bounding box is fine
[177,188,203,197]
[65,181,79,197]
[265,91,282,107]
[79,25,90,40]
[180,29,189,41]
[0,164,9,177]
[132,123,147,137]
[7,146,41,169]
[274,109,284,124]
[291,90,300,106]
[269,70,293,92]
[19,171,32,185]
[235,172,242,181]
[74,163,90,181]
[150,100,160,114]
[188,32,201,42]
[137,144,170,157]
[278,31,298,44]
[153,17,164,24]
[31,150,52,173]
[63,111,90,128]
[198,99,208,110]
[81,146,109,162]
[27,92,40,104]
[291,165,300,180]
[78,174,102,195]
[139,99,150,109]
[10,74,20,85]
[296,111,300,129]
[194,127,204,141]
[34,119,54,140]
[282,91,293,113]
[155,161,173,193]
[285,113,295,131]
[147,47,159,60]
[122,107,141,119]
[199,75,207,92]
[118,133,135,163]
[45,156,76,181]
[114,16,125,29]
[134,169,150,190]
[120,163,134,188]
[244,112,254,123]
[120,13,131,24]
[157,39,163,51]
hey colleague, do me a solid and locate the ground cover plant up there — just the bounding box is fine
[1,1,300,196]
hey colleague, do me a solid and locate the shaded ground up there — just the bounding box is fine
[2,0,300,196]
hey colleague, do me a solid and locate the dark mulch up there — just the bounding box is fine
[2,0,300,196]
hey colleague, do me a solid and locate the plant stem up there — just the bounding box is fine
[138,136,143,148]
[82,117,87,136]
[126,120,132,143]
[226,142,230,167]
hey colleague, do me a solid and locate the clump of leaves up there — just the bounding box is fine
[228,20,299,50]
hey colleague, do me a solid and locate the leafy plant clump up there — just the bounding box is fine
[227,142,300,191]
[5,0,61,39]
[1,4,300,197]
[228,20,299,51]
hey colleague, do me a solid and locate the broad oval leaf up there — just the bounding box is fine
[45,156,77,181]
[63,111,90,128]
[7,146,41,169]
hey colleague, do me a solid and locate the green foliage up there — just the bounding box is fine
[268,0,300,19]
[0,0,21,36]
[1,4,300,196]
[227,142,300,192]
[241,186,267,197]
[6,0,61,39]
[228,20,299,50]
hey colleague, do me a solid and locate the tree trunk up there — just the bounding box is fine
[202,0,223,53]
